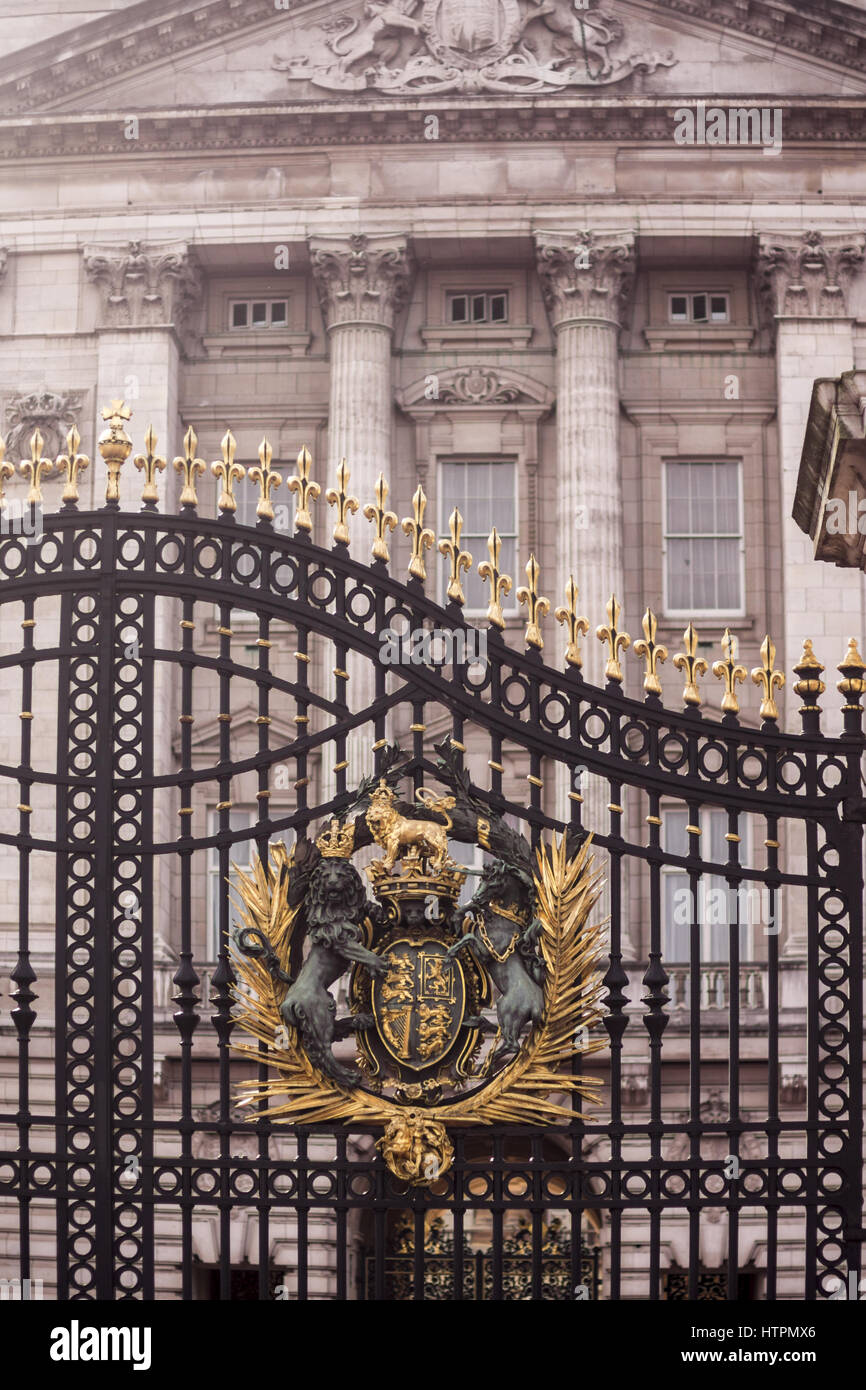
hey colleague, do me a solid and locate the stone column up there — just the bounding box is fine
[755,228,866,957]
[535,230,636,956]
[310,232,414,795]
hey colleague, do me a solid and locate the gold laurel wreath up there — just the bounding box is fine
[230,833,607,1129]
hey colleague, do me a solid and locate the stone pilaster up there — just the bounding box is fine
[310,232,414,790]
[755,228,866,956]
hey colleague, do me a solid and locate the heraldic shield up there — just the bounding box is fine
[231,741,607,1187]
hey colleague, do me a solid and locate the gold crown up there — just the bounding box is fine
[315,818,356,859]
[366,856,466,902]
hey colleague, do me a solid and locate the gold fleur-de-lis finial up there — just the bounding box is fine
[793,638,826,713]
[516,553,550,650]
[98,399,133,502]
[173,425,206,508]
[287,445,320,533]
[439,507,473,604]
[248,437,282,521]
[401,483,435,580]
[0,438,12,510]
[673,621,708,707]
[751,634,785,721]
[634,608,668,696]
[19,428,54,503]
[55,424,90,506]
[133,424,166,506]
[364,473,398,563]
[211,428,245,514]
[712,627,747,714]
[554,576,590,667]
[596,594,631,683]
[326,458,359,546]
[837,636,866,710]
[478,527,513,629]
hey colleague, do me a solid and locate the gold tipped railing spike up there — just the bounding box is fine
[248,437,282,521]
[478,527,513,629]
[836,636,866,709]
[793,638,826,712]
[633,607,668,696]
[211,428,245,514]
[56,424,90,505]
[19,428,54,504]
[133,424,166,506]
[401,483,435,581]
[712,627,747,715]
[439,507,473,605]
[173,425,207,508]
[0,438,12,510]
[287,445,320,533]
[98,400,133,503]
[751,635,785,721]
[673,621,708,707]
[364,473,398,563]
[326,458,359,546]
[596,594,631,683]
[554,575,589,667]
[516,553,550,650]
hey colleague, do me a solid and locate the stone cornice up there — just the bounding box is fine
[309,233,414,332]
[535,229,636,329]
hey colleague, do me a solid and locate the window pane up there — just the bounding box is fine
[670,295,688,321]
[666,538,692,609]
[714,538,742,608]
[490,294,507,322]
[472,294,486,322]
[231,302,247,328]
[664,870,691,961]
[710,295,728,321]
[251,301,267,326]
[449,295,467,323]
[692,294,707,322]
[270,300,287,324]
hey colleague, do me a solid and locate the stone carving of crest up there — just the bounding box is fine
[4,389,83,459]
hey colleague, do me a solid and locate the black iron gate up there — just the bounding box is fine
[0,413,863,1300]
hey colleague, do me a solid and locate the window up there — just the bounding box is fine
[229,299,288,330]
[207,808,257,959]
[668,292,729,324]
[662,807,752,963]
[447,291,508,325]
[217,480,260,626]
[439,461,517,613]
[663,461,743,614]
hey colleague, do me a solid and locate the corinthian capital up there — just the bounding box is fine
[535,229,635,329]
[309,232,414,331]
[82,239,202,332]
[755,230,865,319]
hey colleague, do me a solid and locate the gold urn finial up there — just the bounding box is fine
[248,437,282,521]
[712,627,747,714]
[793,638,826,712]
[596,594,631,683]
[836,636,866,709]
[19,427,54,504]
[133,424,166,506]
[326,458,359,546]
[633,608,668,696]
[211,428,245,514]
[287,445,320,533]
[555,576,590,669]
[364,473,398,563]
[56,424,90,506]
[98,400,133,503]
[439,507,472,604]
[673,621,708,707]
[516,554,550,650]
[478,527,513,629]
[751,635,785,721]
[401,483,435,581]
[173,424,207,508]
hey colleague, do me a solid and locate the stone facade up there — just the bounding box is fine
[1,0,866,1301]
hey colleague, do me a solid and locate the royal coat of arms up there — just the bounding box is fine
[231,741,606,1186]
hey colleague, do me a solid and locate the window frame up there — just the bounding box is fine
[660,806,756,964]
[228,298,289,331]
[662,459,746,620]
[446,290,509,326]
[667,291,730,325]
[437,459,519,619]
[206,807,258,961]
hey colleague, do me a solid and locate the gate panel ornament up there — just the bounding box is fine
[232,743,606,1186]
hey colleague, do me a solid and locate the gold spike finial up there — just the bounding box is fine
[554,575,589,667]
[173,424,206,508]
[439,507,472,603]
[326,458,359,546]
[751,634,785,721]
[478,527,513,629]
[793,638,826,713]
[516,553,550,650]
[248,437,282,521]
[211,428,245,514]
[133,424,166,506]
[19,427,54,504]
[0,438,12,511]
[712,627,747,714]
[634,607,668,696]
[287,445,320,533]
[55,424,90,506]
[673,621,708,707]
[98,400,133,503]
[596,594,631,684]
[364,473,398,563]
[836,636,866,709]
[401,483,435,581]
